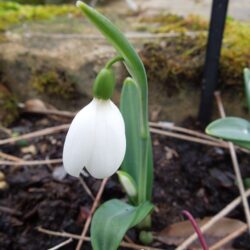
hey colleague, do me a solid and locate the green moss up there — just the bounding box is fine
[140,34,206,96]
[139,14,208,33]
[0,87,19,126]
[0,2,80,31]
[220,19,250,86]
[32,69,77,99]
[139,14,250,90]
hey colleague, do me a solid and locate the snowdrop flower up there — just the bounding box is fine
[63,68,126,179]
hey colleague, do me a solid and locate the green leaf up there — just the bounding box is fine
[117,170,137,203]
[244,68,250,112]
[146,134,153,200]
[206,117,250,149]
[120,78,153,202]
[120,78,141,188]
[228,140,250,150]
[90,199,154,250]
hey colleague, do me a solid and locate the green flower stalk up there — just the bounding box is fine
[76,0,153,204]
[63,2,154,249]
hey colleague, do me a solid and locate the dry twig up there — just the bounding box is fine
[0,124,70,146]
[176,189,250,250]
[37,227,163,250]
[14,107,249,153]
[209,224,247,250]
[0,159,62,166]
[76,178,109,250]
[23,109,75,118]
[150,127,229,148]
[149,121,220,142]
[0,126,12,137]
[0,151,24,162]
[48,238,73,250]
[150,123,249,153]
[214,92,250,232]
[79,175,95,201]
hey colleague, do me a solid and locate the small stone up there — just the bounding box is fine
[0,181,8,190]
[24,99,47,112]
[52,166,67,181]
[0,171,5,181]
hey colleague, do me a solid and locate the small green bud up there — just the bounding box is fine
[137,214,152,229]
[139,231,153,245]
[93,68,115,100]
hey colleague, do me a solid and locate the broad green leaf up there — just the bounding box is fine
[117,170,137,203]
[90,199,154,250]
[244,68,250,112]
[206,117,250,149]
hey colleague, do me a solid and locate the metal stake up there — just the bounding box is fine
[198,0,229,124]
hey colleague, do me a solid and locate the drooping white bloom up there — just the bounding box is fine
[63,98,126,179]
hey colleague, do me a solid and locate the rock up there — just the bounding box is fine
[52,166,67,181]
[24,99,48,112]
[0,26,125,111]
[0,171,6,181]
[0,181,9,190]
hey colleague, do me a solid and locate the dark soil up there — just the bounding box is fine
[0,114,249,250]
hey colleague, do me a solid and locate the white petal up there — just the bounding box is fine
[86,99,126,179]
[63,99,96,177]
[63,98,126,179]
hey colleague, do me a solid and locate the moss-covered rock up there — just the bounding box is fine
[220,19,250,87]
[2,0,73,4]
[31,68,78,99]
[139,14,250,90]
[0,2,80,32]
[140,35,206,96]
[138,14,208,33]
[0,84,19,126]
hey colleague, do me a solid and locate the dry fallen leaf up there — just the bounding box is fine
[155,217,246,249]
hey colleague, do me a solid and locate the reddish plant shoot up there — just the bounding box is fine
[182,210,209,250]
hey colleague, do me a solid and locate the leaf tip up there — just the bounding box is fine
[205,126,210,135]
[124,77,135,85]
[76,0,83,8]
[76,0,90,12]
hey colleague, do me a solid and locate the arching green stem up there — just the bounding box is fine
[105,55,124,69]
[77,1,148,137]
